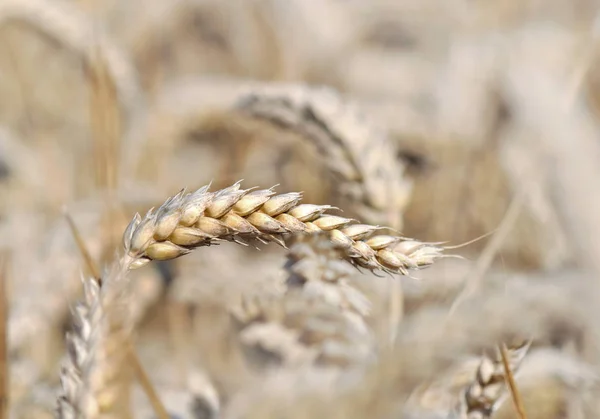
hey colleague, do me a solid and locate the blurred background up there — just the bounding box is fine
[2,0,600,418]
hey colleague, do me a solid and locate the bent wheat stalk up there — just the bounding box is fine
[234,84,411,229]
[122,181,446,275]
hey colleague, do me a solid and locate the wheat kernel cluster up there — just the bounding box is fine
[122,181,444,275]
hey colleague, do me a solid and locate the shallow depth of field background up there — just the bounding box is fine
[2,0,600,418]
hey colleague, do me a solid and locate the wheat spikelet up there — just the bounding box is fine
[121,181,445,276]
[57,276,100,418]
[454,341,531,419]
[234,84,411,229]
[0,0,141,118]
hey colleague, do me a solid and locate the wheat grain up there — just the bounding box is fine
[121,181,445,276]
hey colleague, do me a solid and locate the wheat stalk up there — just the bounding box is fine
[121,181,445,276]
[57,262,133,419]
[454,341,531,419]
[234,84,412,229]
[0,254,7,419]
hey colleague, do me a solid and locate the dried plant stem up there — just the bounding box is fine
[0,254,7,419]
[387,276,403,346]
[65,210,101,281]
[89,46,122,194]
[499,343,528,419]
[447,191,525,318]
[127,343,170,419]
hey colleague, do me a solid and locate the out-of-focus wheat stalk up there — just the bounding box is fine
[0,0,141,118]
[234,84,411,229]
[62,210,169,419]
[57,263,132,419]
[499,343,528,419]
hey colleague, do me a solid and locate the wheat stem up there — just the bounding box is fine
[0,254,8,419]
[456,341,531,419]
[499,343,528,419]
[64,210,101,281]
[127,343,170,419]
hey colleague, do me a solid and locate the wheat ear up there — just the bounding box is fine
[455,341,531,419]
[121,181,445,276]
[57,260,133,419]
[234,84,412,229]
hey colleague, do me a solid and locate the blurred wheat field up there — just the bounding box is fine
[2,0,600,418]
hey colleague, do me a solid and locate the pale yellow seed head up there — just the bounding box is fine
[130,216,157,254]
[376,248,403,270]
[122,213,141,252]
[221,213,260,234]
[233,189,275,216]
[145,242,190,261]
[288,204,332,222]
[196,217,235,237]
[365,235,401,250]
[246,212,288,234]
[340,224,378,240]
[477,358,495,384]
[206,191,246,218]
[351,241,376,260]
[276,214,307,233]
[169,227,212,246]
[329,229,354,250]
[409,246,441,267]
[303,222,322,233]
[154,209,182,241]
[312,215,354,231]
[394,240,425,255]
[262,192,303,217]
[180,205,204,227]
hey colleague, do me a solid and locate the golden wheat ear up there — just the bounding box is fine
[121,181,446,276]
